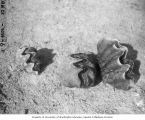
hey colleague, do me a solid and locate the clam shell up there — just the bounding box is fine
[97,39,135,90]
[70,53,102,88]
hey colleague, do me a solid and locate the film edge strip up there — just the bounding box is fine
[0,0,7,51]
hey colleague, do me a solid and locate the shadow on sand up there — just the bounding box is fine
[121,43,141,83]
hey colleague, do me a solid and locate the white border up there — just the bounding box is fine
[0,114,145,120]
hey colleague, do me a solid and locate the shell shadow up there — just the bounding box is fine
[34,48,56,75]
[22,47,56,75]
[120,43,141,83]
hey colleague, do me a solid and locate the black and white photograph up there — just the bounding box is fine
[0,0,145,119]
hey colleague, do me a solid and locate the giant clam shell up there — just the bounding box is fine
[70,53,102,88]
[97,39,138,90]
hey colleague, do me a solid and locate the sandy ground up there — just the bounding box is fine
[0,0,145,114]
